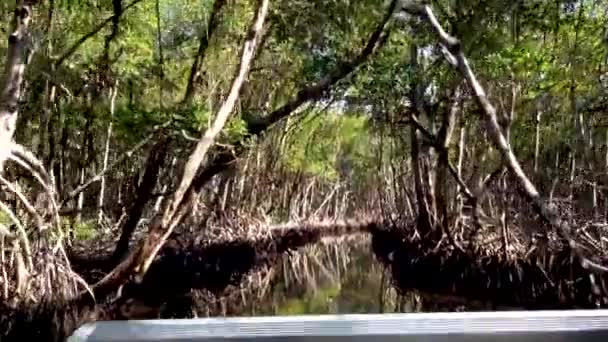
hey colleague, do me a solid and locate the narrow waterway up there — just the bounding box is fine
[186,237,423,318]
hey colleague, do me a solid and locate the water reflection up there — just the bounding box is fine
[193,236,421,317]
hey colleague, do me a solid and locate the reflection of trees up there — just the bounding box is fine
[184,237,462,318]
[188,238,381,316]
[335,243,395,313]
[236,238,411,315]
[264,239,372,315]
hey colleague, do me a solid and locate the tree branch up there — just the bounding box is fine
[407,3,608,273]
[406,115,474,201]
[187,0,399,203]
[111,137,170,264]
[54,0,145,68]
[90,0,271,295]
[59,122,169,208]
[246,0,398,136]
[87,0,399,301]
[0,2,33,172]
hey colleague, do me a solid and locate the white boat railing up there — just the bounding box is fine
[68,310,608,342]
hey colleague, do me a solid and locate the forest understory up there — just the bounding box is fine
[1,0,608,340]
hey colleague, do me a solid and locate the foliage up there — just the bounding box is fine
[0,211,10,226]
[274,284,341,315]
[70,220,98,241]
[279,110,375,181]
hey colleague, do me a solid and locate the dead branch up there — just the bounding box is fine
[267,218,378,233]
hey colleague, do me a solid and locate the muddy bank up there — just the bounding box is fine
[370,225,608,310]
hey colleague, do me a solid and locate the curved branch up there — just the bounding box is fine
[246,0,398,136]
[87,0,399,301]
[91,0,272,296]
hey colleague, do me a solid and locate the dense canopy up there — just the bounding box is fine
[1,0,608,339]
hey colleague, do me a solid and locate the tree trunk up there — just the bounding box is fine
[153,156,177,213]
[409,43,434,238]
[98,83,118,224]
[76,98,94,223]
[534,108,541,174]
[435,87,460,237]
[0,2,33,171]
[456,111,466,213]
[39,0,56,162]
[182,0,227,105]
[111,137,169,265]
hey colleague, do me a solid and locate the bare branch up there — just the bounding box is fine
[111,137,170,264]
[406,115,474,201]
[59,122,169,208]
[0,175,45,230]
[0,200,32,270]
